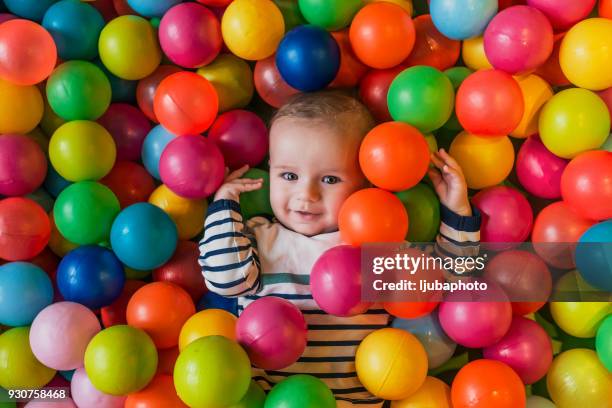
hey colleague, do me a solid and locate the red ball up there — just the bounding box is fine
[455,69,524,136]
[100,279,147,328]
[137,65,182,123]
[254,55,299,109]
[153,241,207,302]
[0,197,50,261]
[97,103,152,162]
[329,30,369,89]
[0,134,47,196]
[403,14,461,71]
[125,375,186,408]
[383,301,438,319]
[100,161,156,208]
[358,66,405,123]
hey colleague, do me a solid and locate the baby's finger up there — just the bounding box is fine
[226,165,251,181]
[236,182,264,193]
[438,149,462,172]
[427,167,444,187]
[430,152,446,170]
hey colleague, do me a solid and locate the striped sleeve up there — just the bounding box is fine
[198,199,264,297]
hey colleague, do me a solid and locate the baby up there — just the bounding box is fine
[199,92,480,406]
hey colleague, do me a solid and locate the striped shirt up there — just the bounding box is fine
[199,199,480,406]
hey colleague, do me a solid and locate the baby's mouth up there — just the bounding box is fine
[291,210,322,220]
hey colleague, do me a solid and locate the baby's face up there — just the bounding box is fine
[269,117,367,236]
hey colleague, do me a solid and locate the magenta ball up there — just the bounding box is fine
[526,0,597,31]
[310,245,372,317]
[29,301,101,370]
[471,186,533,249]
[159,134,225,199]
[70,368,126,408]
[516,136,568,199]
[484,5,553,75]
[207,110,268,170]
[0,134,47,196]
[236,296,307,370]
[0,14,17,24]
[97,103,152,162]
[159,2,222,69]
[483,316,552,384]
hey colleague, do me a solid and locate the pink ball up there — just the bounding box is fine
[0,134,47,196]
[471,186,533,249]
[236,296,307,370]
[526,0,597,31]
[25,400,76,408]
[483,316,552,384]
[310,245,372,317]
[484,5,553,75]
[97,103,152,162]
[207,110,269,170]
[159,3,222,69]
[71,368,126,408]
[30,302,101,371]
[159,134,225,199]
[516,136,568,199]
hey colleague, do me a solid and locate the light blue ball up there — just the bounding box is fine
[142,125,176,180]
[94,60,137,103]
[0,262,53,327]
[3,0,58,21]
[575,220,612,292]
[430,0,497,40]
[126,0,182,18]
[43,162,72,198]
[110,203,178,270]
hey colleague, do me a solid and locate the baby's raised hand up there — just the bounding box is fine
[214,165,264,202]
[427,149,472,217]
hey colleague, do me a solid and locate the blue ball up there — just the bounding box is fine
[197,291,238,315]
[575,220,612,292]
[57,245,125,309]
[430,0,497,40]
[3,0,57,21]
[110,203,178,271]
[95,60,137,103]
[43,161,71,198]
[59,370,75,382]
[0,262,53,327]
[142,125,176,180]
[276,24,340,92]
[126,0,181,18]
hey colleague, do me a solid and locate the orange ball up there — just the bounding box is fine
[535,33,570,87]
[125,375,187,408]
[339,188,408,246]
[403,14,461,71]
[126,282,196,349]
[383,301,438,319]
[359,121,430,191]
[601,0,612,18]
[349,2,415,69]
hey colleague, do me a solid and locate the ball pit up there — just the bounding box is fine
[100,280,147,328]
[101,161,155,209]
[395,183,441,242]
[0,78,44,134]
[97,103,152,162]
[136,65,182,122]
[461,36,492,70]
[404,14,461,71]
[359,66,405,122]
[390,377,451,408]
[516,136,568,199]
[430,0,497,40]
[0,262,53,327]
[254,54,299,109]
[141,125,176,180]
[511,74,554,139]
[329,30,369,89]
[149,186,206,240]
[71,367,126,408]
[124,374,186,408]
[178,308,237,351]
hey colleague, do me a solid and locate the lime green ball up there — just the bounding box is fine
[241,168,274,220]
[54,181,120,245]
[395,183,441,242]
[84,325,157,396]
[274,0,307,32]
[264,375,336,408]
[49,120,116,182]
[388,66,455,133]
[229,380,266,408]
[298,0,362,30]
[174,336,251,408]
[596,315,612,371]
[443,67,472,131]
[46,61,111,121]
[0,327,56,390]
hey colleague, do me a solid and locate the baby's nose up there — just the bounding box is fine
[298,181,321,202]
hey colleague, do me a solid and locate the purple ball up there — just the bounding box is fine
[0,134,47,196]
[70,368,125,408]
[516,136,568,199]
[97,103,152,162]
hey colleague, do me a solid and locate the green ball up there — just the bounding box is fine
[174,336,251,408]
[229,380,266,408]
[388,66,455,133]
[443,67,472,131]
[241,168,274,220]
[596,315,612,371]
[395,183,441,242]
[84,325,157,396]
[46,61,112,121]
[274,0,307,32]
[298,0,362,30]
[54,181,120,245]
[264,375,336,408]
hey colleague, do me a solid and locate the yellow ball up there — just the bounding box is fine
[221,0,285,61]
[0,78,43,134]
[449,132,515,190]
[560,18,612,91]
[462,36,492,71]
[539,88,610,159]
[179,309,238,351]
[391,376,451,408]
[40,98,66,137]
[356,328,428,400]
[365,0,413,15]
[149,184,207,240]
[547,349,612,408]
[197,54,254,113]
[550,301,611,339]
[99,15,162,80]
[510,74,553,139]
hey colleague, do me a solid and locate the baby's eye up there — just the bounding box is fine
[281,172,298,181]
[322,175,341,184]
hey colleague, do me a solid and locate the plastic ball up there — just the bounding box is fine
[232,380,266,408]
[0,327,56,390]
[42,0,105,61]
[404,14,461,71]
[240,168,274,220]
[596,315,612,371]
[97,103,152,162]
[0,19,57,85]
[442,66,471,127]
[0,78,44,134]
[71,367,126,408]
[298,0,360,30]
[100,280,146,328]
[274,0,308,32]
[126,0,180,17]
[198,53,254,112]
[516,136,568,199]
[174,336,251,407]
[390,377,452,408]
[512,75,555,139]
[311,245,371,317]
[451,359,526,408]
[388,66,455,133]
[159,134,225,199]
[24,399,77,408]
[151,240,206,302]
[136,65,182,122]
[48,213,79,258]
[461,36,492,70]
[338,188,409,246]
[156,346,179,377]
[430,0,497,40]
[384,301,438,320]
[456,69,524,136]
[84,325,158,395]
[0,262,53,326]
[0,134,47,196]
[153,71,219,136]
[110,203,178,270]
[100,161,155,208]
[148,185,206,240]
[2,0,57,20]
[141,125,176,180]
[99,15,162,80]
[526,396,557,408]
[550,301,611,338]
[449,132,515,189]
[178,309,237,351]
[94,59,138,103]
[54,181,120,245]
[328,29,369,88]
[124,374,186,408]
[349,2,415,69]
[265,375,336,408]
[528,0,597,31]
[576,220,612,292]
[30,302,101,371]
[358,65,405,123]
[0,14,16,24]
[159,3,222,69]
[221,0,285,61]
[356,328,428,400]
[601,0,612,18]
[253,54,299,109]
